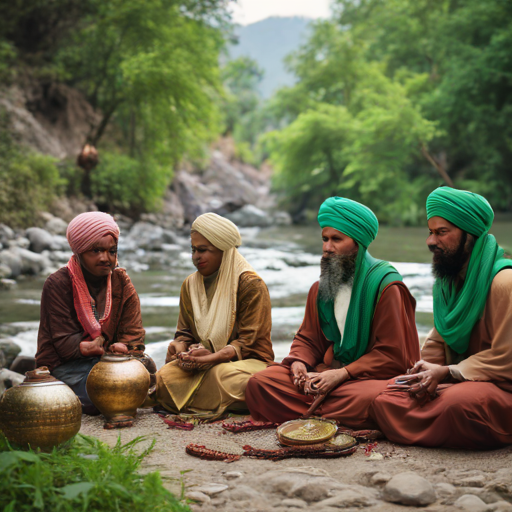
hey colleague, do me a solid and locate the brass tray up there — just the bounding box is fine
[277,418,338,446]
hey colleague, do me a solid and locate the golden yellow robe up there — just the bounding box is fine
[154,271,274,419]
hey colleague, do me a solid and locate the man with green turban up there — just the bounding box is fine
[373,187,512,449]
[246,197,420,426]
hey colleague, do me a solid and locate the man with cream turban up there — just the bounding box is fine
[245,197,419,426]
[372,187,512,449]
[36,211,147,414]
[152,213,274,420]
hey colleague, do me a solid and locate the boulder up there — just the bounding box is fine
[8,237,30,249]
[0,250,22,278]
[383,472,436,507]
[0,279,17,290]
[0,263,11,279]
[15,248,51,275]
[0,224,14,244]
[225,204,272,228]
[0,368,25,396]
[453,494,487,512]
[25,227,54,253]
[0,340,22,368]
[45,217,68,236]
[318,489,376,508]
[129,222,168,251]
[274,211,293,226]
[50,235,70,251]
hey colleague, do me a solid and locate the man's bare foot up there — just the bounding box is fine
[80,341,105,357]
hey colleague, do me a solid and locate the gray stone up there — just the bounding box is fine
[0,278,17,290]
[453,494,487,512]
[129,222,166,251]
[370,472,392,486]
[25,227,54,253]
[0,224,14,243]
[273,211,293,226]
[0,250,22,278]
[45,217,68,235]
[435,483,457,497]
[281,499,307,508]
[226,485,261,501]
[489,502,512,512]
[0,368,24,396]
[186,491,211,504]
[383,472,436,507]
[318,489,376,508]
[223,471,243,480]
[0,349,5,368]
[0,263,11,279]
[225,204,271,228]
[194,484,228,496]
[15,248,50,275]
[459,476,486,488]
[8,237,30,249]
[50,235,70,251]
[0,340,22,367]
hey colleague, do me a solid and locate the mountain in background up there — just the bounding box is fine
[229,16,312,98]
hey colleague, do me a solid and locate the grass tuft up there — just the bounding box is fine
[0,433,190,512]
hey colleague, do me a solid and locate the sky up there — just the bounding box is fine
[230,0,332,26]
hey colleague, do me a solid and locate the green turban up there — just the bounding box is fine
[316,197,402,365]
[318,196,378,248]
[426,187,512,354]
[426,187,493,237]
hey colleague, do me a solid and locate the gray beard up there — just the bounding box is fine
[318,253,356,302]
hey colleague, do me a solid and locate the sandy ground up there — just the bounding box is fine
[80,409,512,512]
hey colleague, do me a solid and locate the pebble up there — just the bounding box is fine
[317,489,375,508]
[281,499,308,508]
[370,472,392,486]
[195,484,228,496]
[383,472,437,507]
[453,494,487,512]
[186,491,211,504]
[224,471,243,480]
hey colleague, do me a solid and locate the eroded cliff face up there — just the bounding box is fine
[0,78,100,159]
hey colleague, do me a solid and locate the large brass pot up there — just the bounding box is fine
[86,354,149,425]
[0,368,82,451]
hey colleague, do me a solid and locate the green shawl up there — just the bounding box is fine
[317,197,403,365]
[427,187,512,354]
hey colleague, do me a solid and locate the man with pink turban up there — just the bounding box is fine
[36,211,147,414]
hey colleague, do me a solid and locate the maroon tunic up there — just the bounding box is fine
[245,281,420,427]
[36,266,145,371]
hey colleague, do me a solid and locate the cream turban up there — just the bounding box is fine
[188,213,254,352]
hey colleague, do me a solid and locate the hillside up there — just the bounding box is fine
[229,16,312,98]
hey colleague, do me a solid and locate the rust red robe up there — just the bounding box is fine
[371,269,512,449]
[245,280,420,427]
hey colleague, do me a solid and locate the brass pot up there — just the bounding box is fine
[0,368,82,451]
[86,354,149,424]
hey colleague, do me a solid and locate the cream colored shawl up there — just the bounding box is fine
[188,213,254,352]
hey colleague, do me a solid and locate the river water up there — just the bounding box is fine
[2,223,512,368]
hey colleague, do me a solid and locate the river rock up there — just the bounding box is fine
[8,237,30,249]
[370,472,392,486]
[0,349,5,368]
[0,250,22,278]
[383,472,436,506]
[50,235,70,251]
[0,224,14,244]
[0,368,24,396]
[453,494,487,512]
[0,278,17,290]
[223,471,243,480]
[225,204,271,227]
[128,222,169,251]
[45,217,68,235]
[273,211,293,226]
[435,482,457,497]
[0,263,11,279]
[318,489,376,508]
[16,247,51,275]
[458,475,486,488]
[225,485,261,501]
[25,227,54,253]
[0,340,22,368]
[195,484,228,496]
[281,499,307,508]
[186,491,210,504]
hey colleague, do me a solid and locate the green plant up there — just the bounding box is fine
[0,433,189,512]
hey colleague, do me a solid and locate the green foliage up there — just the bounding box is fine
[0,112,64,227]
[91,152,171,213]
[0,433,189,512]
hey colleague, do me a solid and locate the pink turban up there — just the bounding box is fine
[66,212,120,254]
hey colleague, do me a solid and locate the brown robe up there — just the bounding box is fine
[245,280,420,427]
[36,266,145,372]
[371,269,512,449]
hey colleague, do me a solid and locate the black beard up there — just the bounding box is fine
[318,253,357,302]
[430,231,471,280]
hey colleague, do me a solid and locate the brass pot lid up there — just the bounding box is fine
[100,353,132,363]
[277,418,338,446]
